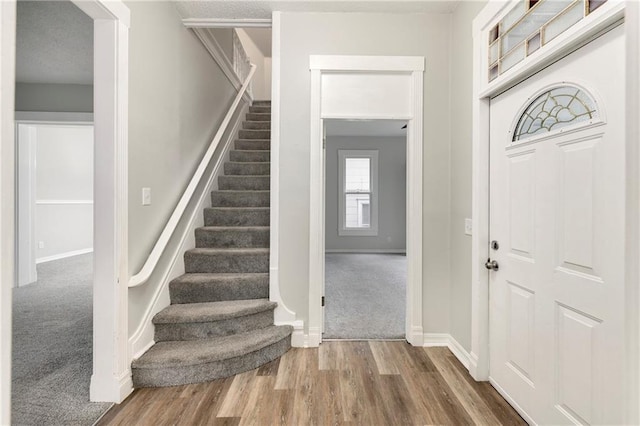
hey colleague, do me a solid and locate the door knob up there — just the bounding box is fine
[485,259,499,271]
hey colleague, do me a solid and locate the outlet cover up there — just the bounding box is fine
[38,241,44,249]
[142,187,151,206]
[464,218,472,236]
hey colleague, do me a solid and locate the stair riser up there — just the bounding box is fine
[252,101,271,107]
[243,121,271,130]
[224,162,270,176]
[169,277,269,304]
[211,191,270,207]
[235,140,270,150]
[245,113,270,122]
[239,129,270,140]
[229,150,270,162]
[218,176,270,190]
[154,310,274,342]
[249,106,271,114]
[132,336,290,388]
[184,252,269,273]
[195,228,269,248]
[204,209,269,226]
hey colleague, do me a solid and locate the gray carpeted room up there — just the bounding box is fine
[324,120,407,340]
[12,254,110,425]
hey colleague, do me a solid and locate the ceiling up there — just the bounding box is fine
[16,1,93,85]
[326,119,408,138]
[176,0,459,21]
[243,28,272,57]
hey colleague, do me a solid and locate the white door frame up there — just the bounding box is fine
[471,1,638,422]
[0,1,132,416]
[308,55,424,346]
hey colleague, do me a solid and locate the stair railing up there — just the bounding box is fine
[128,64,257,288]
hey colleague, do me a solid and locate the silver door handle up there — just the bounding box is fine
[485,259,499,271]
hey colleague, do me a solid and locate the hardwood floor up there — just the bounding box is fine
[98,342,525,425]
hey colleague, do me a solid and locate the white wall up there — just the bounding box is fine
[15,83,93,113]
[325,135,406,252]
[236,29,271,100]
[125,1,238,335]
[449,1,487,351]
[277,12,452,335]
[32,124,93,263]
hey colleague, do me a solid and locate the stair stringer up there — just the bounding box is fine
[128,103,249,360]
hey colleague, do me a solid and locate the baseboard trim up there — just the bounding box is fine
[36,248,93,264]
[423,333,471,370]
[325,249,406,254]
[275,320,305,348]
[89,369,133,403]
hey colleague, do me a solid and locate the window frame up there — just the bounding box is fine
[337,149,379,236]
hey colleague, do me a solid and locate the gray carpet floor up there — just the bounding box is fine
[324,253,406,339]
[12,254,112,426]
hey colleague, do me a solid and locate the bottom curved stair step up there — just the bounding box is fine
[131,325,292,388]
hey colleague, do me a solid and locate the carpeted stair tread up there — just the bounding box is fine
[229,150,270,162]
[224,162,270,176]
[133,325,291,369]
[211,190,270,207]
[204,207,270,226]
[246,113,271,122]
[243,121,271,130]
[239,129,270,139]
[195,226,270,248]
[252,100,271,106]
[234,139,270,150]
[184,248,269,273]
[249,106,271,114]
[153,299,276,324]
[169,273,269,304]
[218,175,270,190]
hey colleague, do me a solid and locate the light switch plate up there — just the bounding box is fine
[142,187,151,206]
[464,218,472,236]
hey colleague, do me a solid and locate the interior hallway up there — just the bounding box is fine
[98,341,525,425]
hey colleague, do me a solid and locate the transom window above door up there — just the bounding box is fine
[488,0,608,81]
[338,150,379,236]
[512,84,600,141]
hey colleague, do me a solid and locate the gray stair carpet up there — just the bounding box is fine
[132,100,292,388]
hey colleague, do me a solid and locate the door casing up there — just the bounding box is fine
[308,55,425,346]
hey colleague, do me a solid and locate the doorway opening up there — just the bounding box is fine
[323,119,407,339]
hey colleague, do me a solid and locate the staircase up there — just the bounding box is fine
[132,101,292,388]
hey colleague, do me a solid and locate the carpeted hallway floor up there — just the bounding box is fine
[12,253,112,426]
[324,253,406,339]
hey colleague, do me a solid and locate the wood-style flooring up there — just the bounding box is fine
[98,342,525,425]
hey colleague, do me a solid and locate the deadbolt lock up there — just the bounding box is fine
[491,240,500,250]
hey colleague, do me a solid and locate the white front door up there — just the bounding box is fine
[489,24,625,424]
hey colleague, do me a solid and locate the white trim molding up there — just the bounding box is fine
[308,55,424,347]
[182,18,272,28]
[423,334,471,370]
[0,1,16,422]
[472,1,638,423]
[14,112,94,123]
[325,249,406,254]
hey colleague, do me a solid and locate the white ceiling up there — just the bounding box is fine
[16,1,93,85]
[243,28,272,57]
[176,0,459,21]
[326,119,408,138]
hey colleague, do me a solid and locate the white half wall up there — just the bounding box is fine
[325,135,406,252]
[32,124,94,263]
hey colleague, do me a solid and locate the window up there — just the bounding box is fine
[338,150,379,236]
[513,85,599,141]
[488,0,607,82]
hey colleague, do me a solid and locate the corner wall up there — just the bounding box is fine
[277,12,452,336]
[449,0,487,352]
[125,1,237,334]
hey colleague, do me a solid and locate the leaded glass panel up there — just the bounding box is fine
[513,86,598,141]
